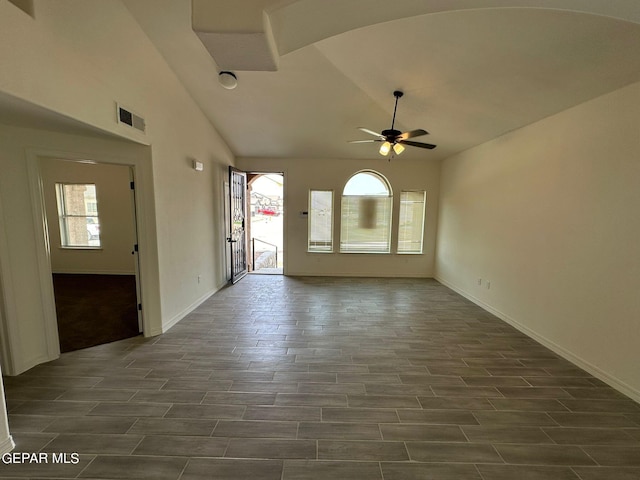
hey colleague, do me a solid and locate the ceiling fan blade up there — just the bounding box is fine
[398,129,429,140]
[358,127,384,138]
[348,139,381,143]
[401,140,437,150]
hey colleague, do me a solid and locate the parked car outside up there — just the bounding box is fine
[257,206,279,216]
[87,218,100,239]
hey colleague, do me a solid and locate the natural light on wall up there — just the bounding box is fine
[398,191,426,254]
[340,171,392,253]
[55,183,101,248]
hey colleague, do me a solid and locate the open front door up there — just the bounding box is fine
[228,167,248,284]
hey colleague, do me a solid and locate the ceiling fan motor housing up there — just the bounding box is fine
[382,129,402,142]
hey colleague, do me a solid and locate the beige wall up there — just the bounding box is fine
[39,159,136,275]
[0,0,233,374]
[237,156,440,277]
[0,125,158,374]
[436,81,640,401]
[0,0,637,412]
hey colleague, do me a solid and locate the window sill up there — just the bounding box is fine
[59,246,103,251]
[339,251,391,255]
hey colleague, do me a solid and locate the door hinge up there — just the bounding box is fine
[134,244,139,252]
[130,181,135,190]
[138,303,142,311]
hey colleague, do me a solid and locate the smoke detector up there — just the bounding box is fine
[218,71,238,90]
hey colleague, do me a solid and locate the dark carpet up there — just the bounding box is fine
[52,273,140,353]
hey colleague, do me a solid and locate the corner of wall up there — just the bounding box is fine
[435,274,640,403]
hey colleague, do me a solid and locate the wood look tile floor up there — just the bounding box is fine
[3,276,640,479]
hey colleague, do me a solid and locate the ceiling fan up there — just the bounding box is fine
[350,90,436,156]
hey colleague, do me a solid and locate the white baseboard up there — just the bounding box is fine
[162,288,219,333]
[435,275,640,404]
[52,270,135,275]
[286,271,431,278]
[10,352,56,376]
[0,435,15,454]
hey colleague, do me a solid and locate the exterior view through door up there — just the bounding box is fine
[247,173,283,275]
[228,168,284,283]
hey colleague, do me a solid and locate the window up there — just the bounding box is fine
[308,190,333,252]
[56,183,101,247]
[340,171,392,253]
[398,191,426,254]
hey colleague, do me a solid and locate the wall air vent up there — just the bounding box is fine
[117,104,146,134]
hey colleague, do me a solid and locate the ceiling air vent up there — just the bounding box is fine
[117,104,146,133]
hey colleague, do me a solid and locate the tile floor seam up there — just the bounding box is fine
[472,463,488,480]
[38,432,59,453]
[128,433,146,455]
[175,456,191,480]
[578,445,601,467]
[4,276,639,479]
[123,416,141,435]
[570,466,587,480]
[539,426,559,444]
[73,453,97,479]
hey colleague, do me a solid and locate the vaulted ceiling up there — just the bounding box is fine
[9,0,640,162]
[124,0,640,161]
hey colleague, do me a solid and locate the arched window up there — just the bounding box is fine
[340,170,392,253]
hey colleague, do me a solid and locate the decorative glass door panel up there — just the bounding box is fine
[229,167,248,283]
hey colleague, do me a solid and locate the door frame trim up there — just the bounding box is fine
[2,147,158,373]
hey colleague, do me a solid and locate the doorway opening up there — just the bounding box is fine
[39,158,142,352]
[247,173,284,275]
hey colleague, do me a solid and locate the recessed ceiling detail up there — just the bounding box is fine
[124,0,640,160]
[191,0,279,71]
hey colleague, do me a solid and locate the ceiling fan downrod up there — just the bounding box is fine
[390,90,403,131]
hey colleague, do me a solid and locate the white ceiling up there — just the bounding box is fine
[123,0,640,161]
[4,1,640,163]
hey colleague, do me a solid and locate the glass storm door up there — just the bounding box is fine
[229,167,248,283]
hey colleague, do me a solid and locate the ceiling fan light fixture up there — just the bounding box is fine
[379,141,391,156]
[352,90,437,155]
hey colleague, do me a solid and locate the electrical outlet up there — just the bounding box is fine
[486,281,491,289]
[477,278,482,286]
[197,275,201,284]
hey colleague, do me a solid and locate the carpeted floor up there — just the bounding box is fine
[52,273,140,352]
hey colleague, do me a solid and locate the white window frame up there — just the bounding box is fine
[55,183,101,248]
[340,170,393,254]
[308,189,334,253]
[397,190,426,254]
